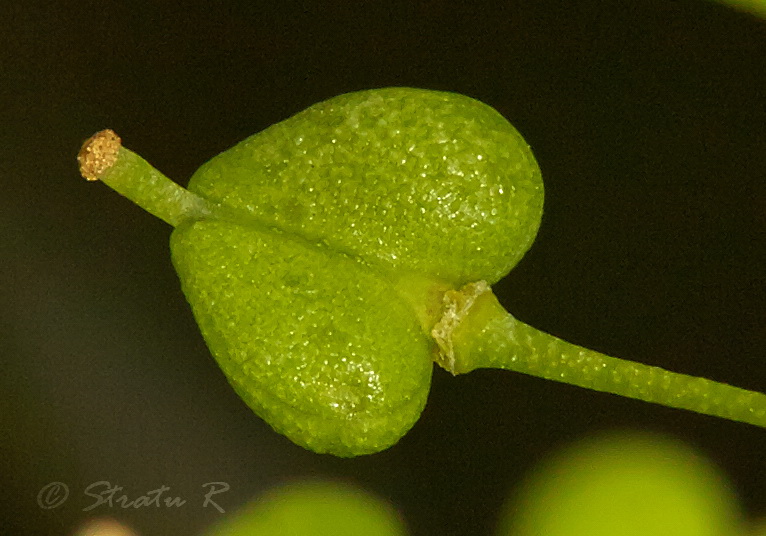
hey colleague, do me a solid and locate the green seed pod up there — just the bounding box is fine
[167,88,544,456]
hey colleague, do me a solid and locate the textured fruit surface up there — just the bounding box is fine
[170,219,433,456]
[188,87,544,286]
[170,88,545,455]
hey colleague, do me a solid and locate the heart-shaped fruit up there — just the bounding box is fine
[169,89,543,455]
[77,87,543,456]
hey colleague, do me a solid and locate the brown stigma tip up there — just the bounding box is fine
[78,129,122,182]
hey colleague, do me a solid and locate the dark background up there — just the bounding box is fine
[2,1,765,535]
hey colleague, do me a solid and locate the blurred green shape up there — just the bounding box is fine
[497,430,743,536]
[713,0,766,18]
[204,480,408,536]
[750,518,766,535]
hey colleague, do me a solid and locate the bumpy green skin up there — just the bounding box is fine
[170,88,544,455]
[170,220,432,456]
[187,87,543,286]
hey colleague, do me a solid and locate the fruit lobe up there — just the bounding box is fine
[187,87,544,286]
[170,220,432,456]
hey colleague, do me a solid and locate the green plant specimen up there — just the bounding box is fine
[78,87,766,457]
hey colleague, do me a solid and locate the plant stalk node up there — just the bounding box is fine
[431,280,490,374]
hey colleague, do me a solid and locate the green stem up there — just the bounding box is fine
[437,283,766,428]
[78,130,213,227]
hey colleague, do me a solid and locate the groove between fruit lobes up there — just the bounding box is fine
[170,220,433,456]
[187,87,544,286]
